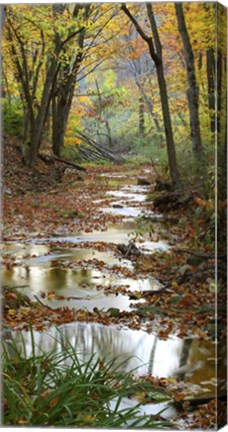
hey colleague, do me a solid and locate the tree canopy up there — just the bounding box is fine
[2,2,227,189]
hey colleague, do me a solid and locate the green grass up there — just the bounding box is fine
[58,209,77,218]
[3,328,173,428]
[145,192,160,202]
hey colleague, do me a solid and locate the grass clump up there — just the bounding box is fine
[3,329,173,428]
[58,209,77,218]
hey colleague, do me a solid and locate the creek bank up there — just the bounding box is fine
[3,320,224,428]
[2,164,220,339]
[2,162,224,428]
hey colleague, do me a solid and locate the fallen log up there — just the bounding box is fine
[38,152,86,172]
[52,155,87,172]
[38,153,55,165]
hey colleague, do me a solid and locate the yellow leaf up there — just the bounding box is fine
[77,413,95,424]
[171,281,179,289]
[20,306,30,315]
[18,419,28,425]
[8,309,16,316]
[49,396,60,408]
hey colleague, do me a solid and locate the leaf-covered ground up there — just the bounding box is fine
[3,141,225,340]
[2,138,227,428]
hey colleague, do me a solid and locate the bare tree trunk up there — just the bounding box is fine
[121,3,180,185]
[156,62,180,182]
[175,3,202,158]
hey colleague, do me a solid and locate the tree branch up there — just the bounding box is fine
[61,27,85,48]
[121,3,160,65]
[121,3,150,43]
[146,3,162,58]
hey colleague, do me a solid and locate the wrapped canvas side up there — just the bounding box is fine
[217,1,227,429]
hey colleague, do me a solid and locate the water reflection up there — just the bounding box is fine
[101,207,153,218]
[1,244,130,266]
[4,323,181,376]
[4,322,218,398]
[106,190,147,202]
[1,243,50,259]
[3,218,169,253]
[2,264,162,311]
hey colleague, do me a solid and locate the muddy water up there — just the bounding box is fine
[3,266,147,311]
[2,241,162,311]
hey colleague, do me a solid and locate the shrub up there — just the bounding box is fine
[3,99,24,139]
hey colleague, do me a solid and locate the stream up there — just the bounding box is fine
[2,167,220,423]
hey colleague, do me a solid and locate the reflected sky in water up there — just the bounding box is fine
[2,263,162,311]
[4,322,218,398]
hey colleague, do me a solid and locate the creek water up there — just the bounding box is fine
[2,169,220,422]
[3,321,220,421]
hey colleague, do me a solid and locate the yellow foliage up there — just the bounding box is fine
[8,309,16,316]
[194,197,214,210]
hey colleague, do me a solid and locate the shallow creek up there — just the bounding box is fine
[2,168,218,421]
[3,322,218,420]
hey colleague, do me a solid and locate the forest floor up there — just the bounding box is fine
[2,137,227,428]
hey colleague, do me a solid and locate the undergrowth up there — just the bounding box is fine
[3,328,173,428]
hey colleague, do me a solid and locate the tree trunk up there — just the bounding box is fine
[121,3,180,185]
[52,6,90,156]
[217,49,222,134]
[139,97,145,136]
[175,3,202,158]
[1,5,5,30]
[156,62,180,183]
[29,56,59,166]
[52,80,75,156]
[206,48,216,133]
[146,4,179,184]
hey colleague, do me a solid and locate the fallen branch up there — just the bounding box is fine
[142,286,169,296]
[175,249,214,260]
[117,241,141,258]
[38,153,86,172]
[176,248,225,260]
[34,295,52,310]
[38,153,55,165]
[149,156,161,178]
[174,393,227,408]
[3,285,29,290]
[52,155,87,172]
[76,130,125,163]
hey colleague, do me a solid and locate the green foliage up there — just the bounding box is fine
[130,135,166,173]
[61,145,80,160]
[3,99,24,139]
[58,209,77,218]
[146,192,160,202]
[3,330,172,428]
